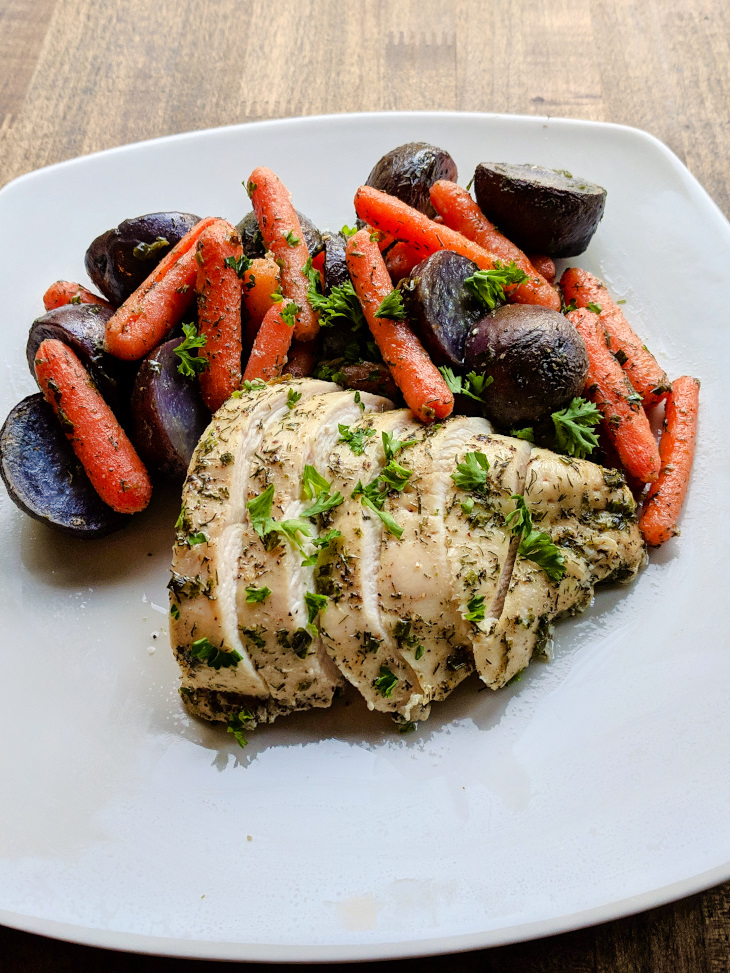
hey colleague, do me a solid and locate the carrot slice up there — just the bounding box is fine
[43,281,113,311]
[242,301,296,382]
[195,219,244,412]
[354,185,562,312]
[428,180,559,309]
[567,308,661,484]
[33,338,152,513]
[345,229,453,422]
[560,267,671,407]
[247,167,319,340]
[639,376,700,546]
[105,216,218,361]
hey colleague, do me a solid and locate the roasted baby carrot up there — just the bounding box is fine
[639,376,700,546]
[354,185,562,312]
[247,167,319,340]
[526,254,556,284]
[345,229,453,422]
[105,216,217,361]
[560,267,671,406]
[43,281,113,311]
[241,256,281,346]
[384,240,424,283]
[34,338,152,513]
[567,308,661,484]
[242,300,296,382]
[195,219,244,412]
[428,180,559,309]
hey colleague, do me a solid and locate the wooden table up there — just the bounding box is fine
[1,1,728,969]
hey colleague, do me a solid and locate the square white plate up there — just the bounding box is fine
[0,112,728,962]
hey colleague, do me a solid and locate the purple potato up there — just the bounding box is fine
[464,304,589,428]
[399,250,483,367]
[26,304,137,422]
[131,338,211,480]
[0,393,130,536]
[365,143,458,217]
[85,211,201,305]
[322,232,350,293]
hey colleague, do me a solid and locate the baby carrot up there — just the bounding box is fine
[247,167,319,341]
[105,216,218,361]
[345,229,453,422]
[428,180,559,309]
[560,267,671,406]
[639,376,700,546]
[567,307,661,484]
[384,240,424,283]
[242,300,296,383]
[195,219,243,412]
[241,256,280,346]
[34,338,152,513]
[354,185,562,312]
[526,254,556,284]
[43,281,113,311]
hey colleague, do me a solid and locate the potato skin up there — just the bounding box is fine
[236,209,323,260]
[464,304,589,428]
[365,142,457,217]
[85,211,201,305]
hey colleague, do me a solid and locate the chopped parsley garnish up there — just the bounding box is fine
[300,529,341,567]
[438,367,494,403]
[451,451,490,492]
[188,531,208,546]
[287,388,302,410]
[246,180,257,197]
[280,301,299,328]
[374,289,407,321]
[174,322,208,378]
[133,237,169,260]
[170,603,180,620]
[551,397,601,459]
[586,302,602,314]
[190,637,242,670]
[304,260,367,330]
[510,426,535,443]
[227,709,255,748]
[382,430,416,462]
[224,253,254,279]
[506,495,566,582]
[304,591,328,625]
[247,484,312,551]
[338,423,376,455]
[284,230,300,247]
[245,586,271,603]
[374,666,398,698]
[300,465,344,517]
[464,261,529,310]
[377,459,412,493]
[340,224,358,237]
[352,480,404,539]
[462,594,486,623]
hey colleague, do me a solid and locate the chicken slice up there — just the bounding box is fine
[380,421,532,706]
[474,448,646,688]
[315,409,431,721]
[170,379,336,715]
[235,388,392,712]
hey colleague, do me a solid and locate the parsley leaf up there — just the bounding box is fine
[510,426,536,443]
[174,322,208,378]
[464,261,529,310]
[224,253,253,279]
[382,430,416,462]
[245,586,271,603]
[551,397,601,458]
[133,237,169,260]
[374,666,398,698]
[241,378,266,392]
[438,366,494,403]
[378,459,412,492]
[586,302,602,314]
[338,423,376,455]
[374,289,407,321]
[300,465,344,517]
[280,301,299,328]
[462,594,486,623]
[227,708,255,748]
[300,528,341,567]
[284,230,300,247]
[287,387,302,410]
[451,451,490,491]
[351,480,404,539]
[340,224,358,238]
[506,495,566,582]
[304,591,328,625]
[190,637,242,670]
[246,484,277,539]
[307,275,367,331]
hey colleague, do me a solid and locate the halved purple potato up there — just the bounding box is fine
[399,250,483,367]
[365,143,458,217]
[26,304,137,422]
[130,338,210,480]
[85,211,202,305]
[463,304,589,428]
[0,393,130,537]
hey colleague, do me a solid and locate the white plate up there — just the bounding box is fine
[0,112,728,963]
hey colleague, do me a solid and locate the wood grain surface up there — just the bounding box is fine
[1,1,729,970]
